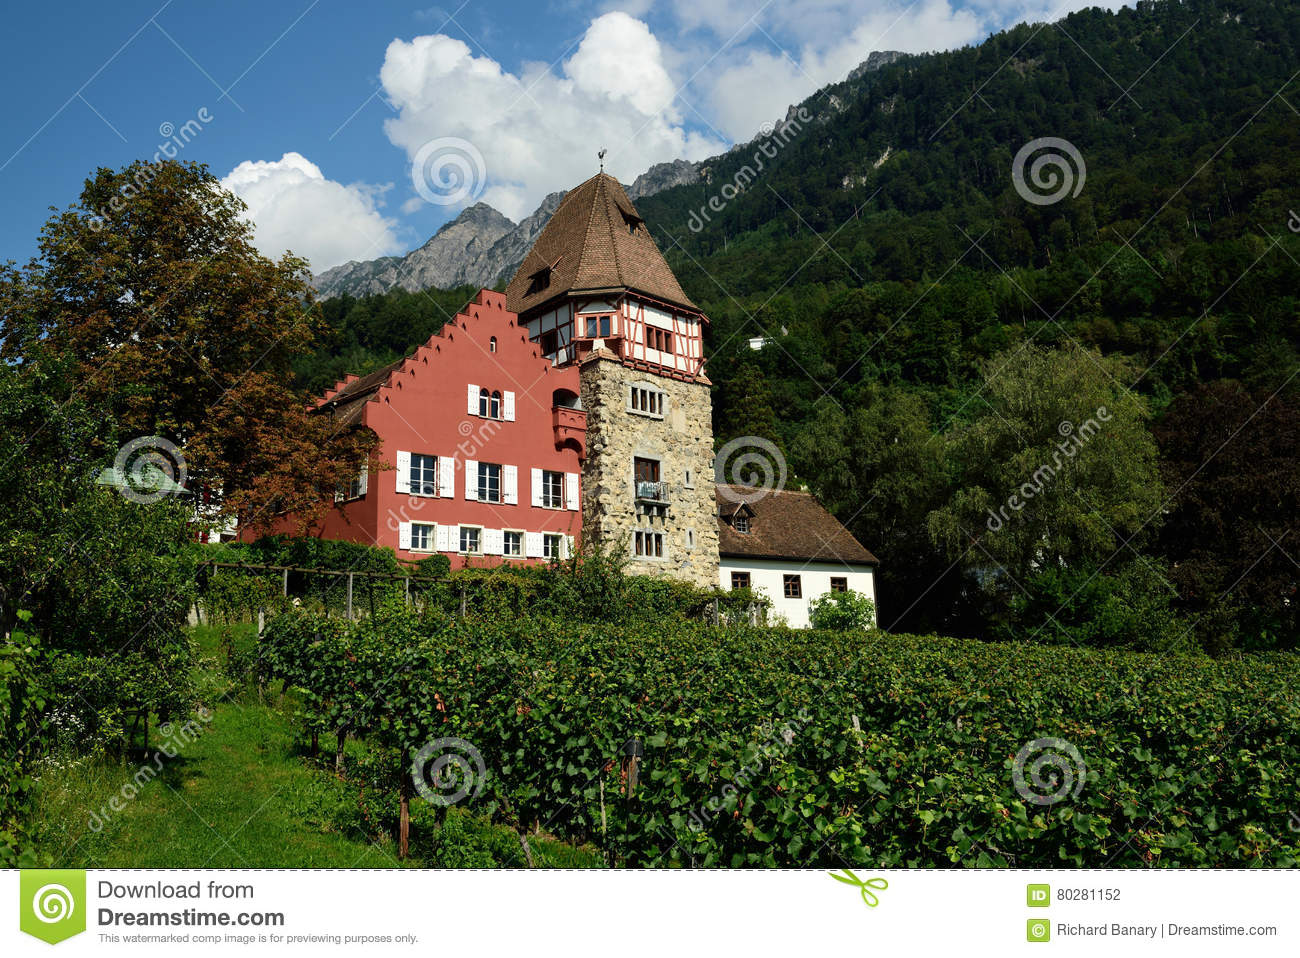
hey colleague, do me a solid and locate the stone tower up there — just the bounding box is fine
[505,173,719,588]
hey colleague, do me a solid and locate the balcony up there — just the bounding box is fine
[552,404,586,454]
[635,480,669,505]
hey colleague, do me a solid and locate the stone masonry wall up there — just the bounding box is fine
[579,352,720,589]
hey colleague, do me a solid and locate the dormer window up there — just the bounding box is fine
[734,514,750,534]
[620,208,644,234]
[525,265,552,296]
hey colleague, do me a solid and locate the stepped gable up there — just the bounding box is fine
[716,485,879,566]
[314,289,575,427]
[505,172,698,316]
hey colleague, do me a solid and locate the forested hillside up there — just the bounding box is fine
[299,0,1298,647]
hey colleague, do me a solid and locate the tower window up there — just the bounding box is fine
[582,314,613,338]
[634,530,665,559]
[647,328,673,353]
[489,336,497,353]
[628,384,666,418]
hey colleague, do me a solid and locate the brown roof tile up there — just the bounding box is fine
[505,173,697,315]
[715,485,879,565]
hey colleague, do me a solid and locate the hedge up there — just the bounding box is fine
[257,610,1300,867]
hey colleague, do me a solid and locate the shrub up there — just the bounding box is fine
[808,589,877,630]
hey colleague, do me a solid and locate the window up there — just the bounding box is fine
[540,469,564,509]
[685,528,696,549]
[647,327,673,353]
[539,329,558,355]
[410,454,438,496]
[543,533,563,560]
[634,457,661,483]
[489,336,497,353]
[459,526,482,554]
[684,468,694,489]
[411,522,436,552]
[830,577,848,593]
[525,266,551,296]
[477,462,502,503]
[733,514,750,534]
[490,390,502,419]
[634,530,665,558]
[478,387,490,417]
[340,472,365,500]
[620,208,643,233]
[731,571,751,590]
[783,574,802,599]
[503,531,523,557]
[629,386,664,417]
[582,314,612,338]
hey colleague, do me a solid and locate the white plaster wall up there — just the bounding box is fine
[718,556,876,629]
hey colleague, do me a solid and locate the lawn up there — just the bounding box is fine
[27,624,599,869]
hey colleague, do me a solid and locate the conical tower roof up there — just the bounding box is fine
[506,173,698,316]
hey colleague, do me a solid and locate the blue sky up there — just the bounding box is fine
[0,0,1121,273]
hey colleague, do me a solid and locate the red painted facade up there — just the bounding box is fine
[269,289,585,568]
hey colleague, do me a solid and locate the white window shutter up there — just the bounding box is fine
[484,528,504,555]
[396,451,411,493]
[439,456,455,498]
[334,487,344,504]
[530,468,543,507]
[525,532,544,558]
[357,469,368,497]
[565,472,580,511]
[562,535,575,560]
[398,521,412,551]
[435,524,450,552]
[504,391,516,421]
[464,460,479,500]
[504,465,518,505]
[467,383,479,416]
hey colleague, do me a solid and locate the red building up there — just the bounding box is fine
[301,288,585,568]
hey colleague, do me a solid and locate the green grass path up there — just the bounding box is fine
[32,694,406,869]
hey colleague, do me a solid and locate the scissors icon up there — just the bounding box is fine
[829,869,889,907]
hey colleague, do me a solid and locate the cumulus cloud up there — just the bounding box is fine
[379,11,724,220]
[221,152,402,273]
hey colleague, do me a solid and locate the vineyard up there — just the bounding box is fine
[257,609,1300,867]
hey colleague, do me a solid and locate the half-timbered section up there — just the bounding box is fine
[507,173,720,587]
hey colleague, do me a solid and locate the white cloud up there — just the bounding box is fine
[221,152,402,273]
[685,0,1132,140]
[379,11,724,220]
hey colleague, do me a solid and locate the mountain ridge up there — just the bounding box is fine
[311,50,907,299]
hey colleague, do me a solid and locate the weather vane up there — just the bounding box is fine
[598,148,607,172]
